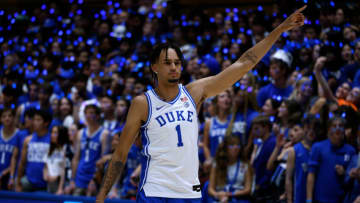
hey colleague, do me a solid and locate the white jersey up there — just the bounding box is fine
[140,84,201,198]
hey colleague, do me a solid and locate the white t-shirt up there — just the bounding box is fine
[45,146,66,177]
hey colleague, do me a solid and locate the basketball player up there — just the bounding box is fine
[96,6,306,202]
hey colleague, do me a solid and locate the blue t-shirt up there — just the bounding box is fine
[75,127,104,188]
[353,69,360,88]
[209,116,231,157]
[232,110,259,146]
[343,154,360,203]
[257,83,293,107]
[0,128,21,174]
[293,142,310,203]
[25,132,51,188]
[253,134,276,190]
[308,139,355,203]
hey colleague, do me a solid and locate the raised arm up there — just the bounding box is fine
[186,6,306,101]
[96,95,148,202]
[313,57,337,102]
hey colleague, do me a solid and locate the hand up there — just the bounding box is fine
[216,191,228,200]
[7,178,14,190]
[130,173,139,187]
[108,188,119,199]
[203,158,213,173]
[64,180,75,194]
[86,179,97,196]
[350,168,359,178]
[276,133,286,149]
[56,188,64,195]
[279,6,306,31]
[335,165,345,176]
[314,57,327,72]
[96,158,106,169]
[15,182,22,192]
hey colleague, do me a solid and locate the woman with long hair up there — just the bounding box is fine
[43,125,69,194]
[225,72,259,146]
[208,135,253,203]
[203,90,232,169]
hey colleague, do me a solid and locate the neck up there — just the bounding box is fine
[273,77,287,88]
[155,84,179,102]
[228,157,237,165]
[3,126,15,136]
[263,132,270,141]
[88,124,100,133]
[36,129,48,137]
[217,111,228,121]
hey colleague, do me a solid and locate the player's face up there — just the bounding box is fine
[153,48,182,84]
[1,111,14,127]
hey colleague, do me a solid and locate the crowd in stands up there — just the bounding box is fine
[0,0,360,202]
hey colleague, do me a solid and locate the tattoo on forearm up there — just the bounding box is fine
[242,51,258,64]
[100,159,125,195]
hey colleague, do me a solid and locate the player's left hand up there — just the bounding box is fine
[279,5,306,31]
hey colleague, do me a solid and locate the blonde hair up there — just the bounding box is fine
[225,72,258,137]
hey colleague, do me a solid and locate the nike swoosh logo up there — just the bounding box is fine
[156,105,165,111]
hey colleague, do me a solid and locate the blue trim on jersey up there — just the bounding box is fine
[141,92,152,128]
[150,85,181,104]
[139,128,151,191]
[182,86,197,110]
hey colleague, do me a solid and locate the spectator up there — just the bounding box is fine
[250,115,276,202]
[306,116,356,203]
[59,97,74,128]
[66,104,109,196]
[16,109,52,192]
[208,135,253,202]
[43,125,69,194]
[286,114,321,203]
[257,49,294,107]
[0,108,21,190]
[203,90,232,170]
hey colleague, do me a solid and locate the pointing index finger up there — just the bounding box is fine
[295,5,307,13]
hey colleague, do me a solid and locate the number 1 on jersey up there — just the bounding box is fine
[175,125,184,147]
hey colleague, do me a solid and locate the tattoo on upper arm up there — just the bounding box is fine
[100,159,125,195]
[242,51,258,64]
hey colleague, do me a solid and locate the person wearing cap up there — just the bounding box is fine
[257,49,294,107]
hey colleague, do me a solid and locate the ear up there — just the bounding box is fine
[151,64,158,74]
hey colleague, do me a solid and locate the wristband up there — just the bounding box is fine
[306,200,312,203]
[231,191,235,196]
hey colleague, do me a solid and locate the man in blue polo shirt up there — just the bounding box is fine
[306,116,355,203]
